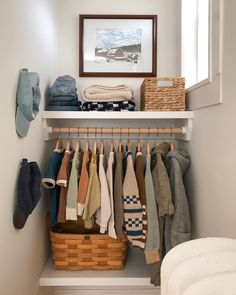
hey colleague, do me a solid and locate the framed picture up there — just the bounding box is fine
[79,14,157,77]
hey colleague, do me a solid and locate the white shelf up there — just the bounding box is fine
[39,247,157,288]
[42,111,194,120]
[42,111,193,141]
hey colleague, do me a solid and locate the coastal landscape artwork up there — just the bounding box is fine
[95,29,142,64]
[79,14,157,77]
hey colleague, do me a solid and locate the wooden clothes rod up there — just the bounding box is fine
[50,127,185,135]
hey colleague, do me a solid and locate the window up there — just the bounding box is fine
[181,0,209,89]
[181,0,222,109]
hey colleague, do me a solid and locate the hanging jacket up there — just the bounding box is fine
[56,150,72,223]
[151,143,174,217]
[150,142,173,286]
[42,149,64,227]
[107,151,117,239]
[83,153,101,229]
[77,149,91,216]
[96,153,111,233]
[66,149,83,221]
[164,149,191,252]
[144,153,160,264]
[114,147,125,238]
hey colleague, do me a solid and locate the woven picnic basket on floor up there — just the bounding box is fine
[140,77,185,111]
[48,219,128,270]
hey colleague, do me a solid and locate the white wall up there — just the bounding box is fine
[57,0,181,109]
[0,1,58,295]
[184,0,236,239]
[0,0,190,293]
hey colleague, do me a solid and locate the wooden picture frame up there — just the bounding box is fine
[79,14,157,77]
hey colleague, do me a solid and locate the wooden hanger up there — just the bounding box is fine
[127,138,131,151]
[85,139,89,151]
[156,127,159,147]
[169,142,174,151]
[75,128,81,153]
[66,139,72,152]
[137,128,141,152]
[110,128,114,152]
[110,139,114,153]
[99,127,104,155]
[93,127,97,155]
[75,139,80,153]
[55,138,63,150]
[100,139,104,155]
[146,142,150,156]
[137,139,141,152]
[65,128,72,152]
[93,139,97,155]
[127,128,131,151]
[146,127,150,156]
[118,139,122,152]
[85,127,89,151]
[118,127,122,152]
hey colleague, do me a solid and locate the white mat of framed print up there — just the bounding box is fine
[79,15,157,77]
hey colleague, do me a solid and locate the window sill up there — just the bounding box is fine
[185,73,222,110]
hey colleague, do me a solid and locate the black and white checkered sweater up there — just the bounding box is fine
[82,100,135,112]
[122,150,144,249]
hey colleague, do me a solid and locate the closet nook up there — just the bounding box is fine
[40,110,194,295]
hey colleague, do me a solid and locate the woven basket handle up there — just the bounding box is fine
[156,77,176,88]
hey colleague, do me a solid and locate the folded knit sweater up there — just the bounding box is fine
[81,84,134,102]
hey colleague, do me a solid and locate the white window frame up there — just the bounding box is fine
[182,0,223,110]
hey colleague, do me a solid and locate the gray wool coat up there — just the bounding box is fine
[164,149,191,253]
[150,142,174,286]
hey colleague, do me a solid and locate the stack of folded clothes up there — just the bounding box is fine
[46,75,82,111]
[81,84,135,111]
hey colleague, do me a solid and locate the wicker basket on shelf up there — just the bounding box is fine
[140,77,185,111]
[49,225,128,270]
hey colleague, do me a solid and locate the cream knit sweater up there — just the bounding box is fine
[81,84,133,102]
[95,153,111,233]
[107,151,117,239]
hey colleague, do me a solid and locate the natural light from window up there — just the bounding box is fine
[181,0,209,89]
